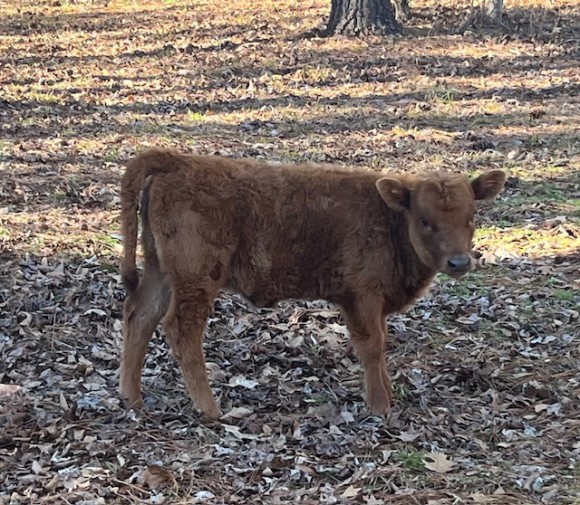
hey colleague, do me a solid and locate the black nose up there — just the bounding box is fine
[447,255,471,270]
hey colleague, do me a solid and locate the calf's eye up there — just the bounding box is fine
[419,218,430,228]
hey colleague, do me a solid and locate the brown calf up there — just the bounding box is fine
[119,148,505,420]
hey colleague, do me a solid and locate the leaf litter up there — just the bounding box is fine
[1,0,579,503]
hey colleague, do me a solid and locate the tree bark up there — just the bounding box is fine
[483,0,503,24]
[393,0,410,23]
[325,0,401,36]
[459,0,504,31]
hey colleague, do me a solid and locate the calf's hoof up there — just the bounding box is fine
[123,397,145,410]
[200,404,223,422]
[369,400,391,416]
[120,390,145,410]
[196,395,223,421]
[367,387,392,416]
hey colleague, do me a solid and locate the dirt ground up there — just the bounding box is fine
[1,0,579,503]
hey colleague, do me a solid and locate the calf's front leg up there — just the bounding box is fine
[341,296,392,415]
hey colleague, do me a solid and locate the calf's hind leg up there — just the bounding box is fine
[341,296,392,415]
[120,266,170,409]
[163,277,222,420]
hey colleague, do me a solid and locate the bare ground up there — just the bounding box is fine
[0,0,579,503]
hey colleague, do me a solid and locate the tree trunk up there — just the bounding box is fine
[483,0,503,24]
[460,0,504,31]
[325,0,401,36]
[393,0,410,23]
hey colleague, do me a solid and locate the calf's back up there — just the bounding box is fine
[138,152,425,311]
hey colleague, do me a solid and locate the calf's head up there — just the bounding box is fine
[376,171,506,277]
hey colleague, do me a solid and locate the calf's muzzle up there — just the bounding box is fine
[446,254,472,276]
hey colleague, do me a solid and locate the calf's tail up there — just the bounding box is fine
[120,148,184,295]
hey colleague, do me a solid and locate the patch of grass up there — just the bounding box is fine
[515,184,573,203]
[77,138,103,153]
[306,394,330,406]
[103,148,119,163]
[492,180,580,224]
[185,110,206,123]
[98,261,121,274]
[528,133,541,148]
[29,92,60,104]
[488,219,514,229]
[275,150,309,163]
[509,165,578,180]
[132,121,168,135]
[392,125,419,138]
[468,114,507,128]
[480,100,505,115]
[97,234,123,251]
[553,289,575,302]
[19,117,43,128]
[425,86,457,104]
[291,65,336,83]
[393,382,409,400]
[51,191,67,202]
[396,449,425,471]
[475,225,580,257]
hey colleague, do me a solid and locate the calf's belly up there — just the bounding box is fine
[226,263,343,308]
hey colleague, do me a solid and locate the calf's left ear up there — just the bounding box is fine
[471,170,506,200]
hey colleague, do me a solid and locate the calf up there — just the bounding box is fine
[119,148,505,420]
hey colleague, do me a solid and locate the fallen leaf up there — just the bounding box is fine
[228,375,259,389]
[468,492,497,503]
[142,465,176,490]
[221,406,254,421]
[341,485,361,498]
[425,453,456,473]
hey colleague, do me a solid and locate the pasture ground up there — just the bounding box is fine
[1,0,579,503]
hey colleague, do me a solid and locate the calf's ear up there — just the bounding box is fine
[376,177,411,211]
[471,170,506,200]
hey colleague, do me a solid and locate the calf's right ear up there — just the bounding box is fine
[376,177,411,211]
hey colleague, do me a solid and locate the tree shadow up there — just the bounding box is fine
[282,46,579,84]
[0,4,209,36]
[400,4,580,41]
[2,78,578,142]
